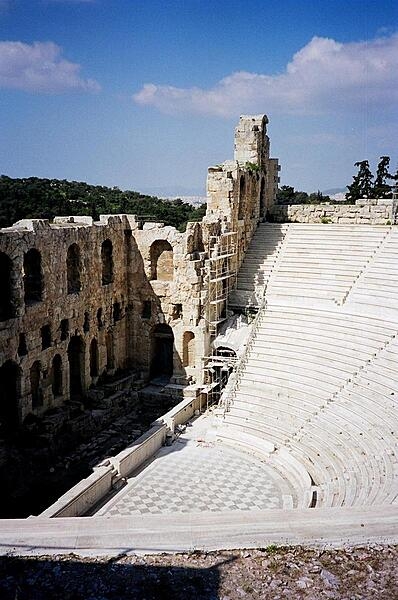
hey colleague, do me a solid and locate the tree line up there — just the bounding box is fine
[0,176,206,231]
[346,157,398,202]
[276,156,397,205]
[276,187,333,205]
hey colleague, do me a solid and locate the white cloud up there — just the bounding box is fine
[133,33,398,117]
[0,40,100,92]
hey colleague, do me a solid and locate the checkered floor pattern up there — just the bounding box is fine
[99,434,288,516]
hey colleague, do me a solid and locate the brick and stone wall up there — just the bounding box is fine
[270,199,398,225]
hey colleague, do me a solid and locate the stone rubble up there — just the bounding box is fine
[0,545,397,599]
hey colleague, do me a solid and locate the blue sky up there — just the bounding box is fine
[1,0,397,195]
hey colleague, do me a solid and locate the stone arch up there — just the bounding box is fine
[150,240,173,281]
[51,354,63,397]
[68,335,85,399]
[182,331,195,368]
[259,176,266,215]
[105,331,114,370]
[30,360,43,409]
[238,174,246,220]
[89,337,99,377]
[0,251,14,321]
[150,323,174,379]
[66,243,82,294]
[24,248,43,304]
[0,360,20,432]
[101,239,113,285]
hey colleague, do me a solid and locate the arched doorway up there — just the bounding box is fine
[0,360,20,433]
[260,176,266,217]
[0,251,14,321]
[24,248,43,304]
[105,331,114,371]
[51,354,63,398]
[238,174,246,220]
[68,336,85,398]
[182,331,195,368]
[150,324,174,379]
[30,361,43,409]
[90,338,99,377]
[66,243,82,294]
[101,239,113,285]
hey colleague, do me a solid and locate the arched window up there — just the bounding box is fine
[83,312,90,332]
[150,324,174,379]
[66,244,82,294]
[24,249,43,304]
[101,239,113,285]
[182,331,195,368]
[30,360,43,409]
[51,354,63,397]
[105,331,114,370]
[0,251,14,321]
[238,175,246,220]
[68,336,85,399]
[0,360,20,432]
[89,338,99,377]
[150,240,173,281]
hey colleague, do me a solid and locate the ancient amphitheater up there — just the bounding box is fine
[0,115,398,556]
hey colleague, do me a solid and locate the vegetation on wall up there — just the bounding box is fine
[0,176,207,231]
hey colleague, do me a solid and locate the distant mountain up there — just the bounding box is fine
[323,187,346,195]
[161,195,207,208]
[140,185,206,197]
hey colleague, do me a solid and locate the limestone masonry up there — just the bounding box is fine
[0,115,277,455]
[1,115,398,554]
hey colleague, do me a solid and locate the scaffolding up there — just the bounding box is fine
[205,231,237,337]
[201,351,238,410]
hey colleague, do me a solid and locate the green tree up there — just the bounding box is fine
[387,163,398,197]
[346,160,374,202]
[373,156,392,198]
[0,176,207,231]
[276,185,296,204]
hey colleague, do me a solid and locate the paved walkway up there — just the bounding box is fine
[2,506,398,557]
[96,414,294,516]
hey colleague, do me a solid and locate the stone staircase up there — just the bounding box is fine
[228,223,289,309]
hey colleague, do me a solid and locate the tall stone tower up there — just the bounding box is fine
[234,114,270,169]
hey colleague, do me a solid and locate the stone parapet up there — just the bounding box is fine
[270,199,398,225]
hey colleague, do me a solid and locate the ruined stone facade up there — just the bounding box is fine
[0,115,278,435]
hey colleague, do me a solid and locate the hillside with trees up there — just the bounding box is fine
[0,176,207,231]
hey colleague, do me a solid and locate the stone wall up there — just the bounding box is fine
[270,199,398,225]
[0,114,279,434]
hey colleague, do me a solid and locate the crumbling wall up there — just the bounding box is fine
[205,114,279,273]
[0,215,149,425]
[0,114,278,431]
[132,221,207,384]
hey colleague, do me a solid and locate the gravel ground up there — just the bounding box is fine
[0,545,397,599]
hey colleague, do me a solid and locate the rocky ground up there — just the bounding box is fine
[0,545,397,599]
